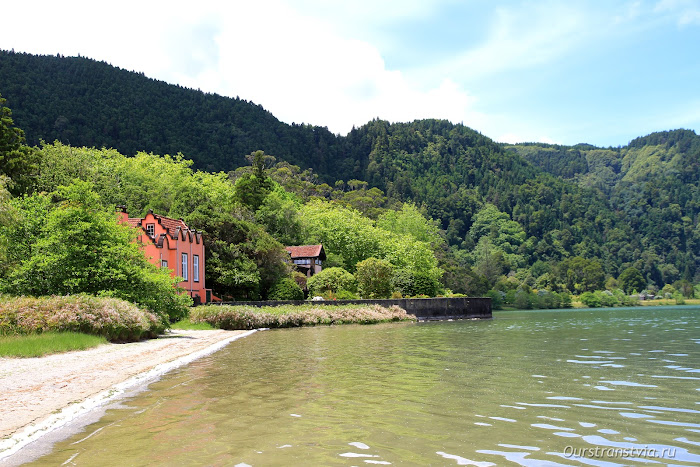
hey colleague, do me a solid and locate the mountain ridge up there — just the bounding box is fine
[1,49,698,285]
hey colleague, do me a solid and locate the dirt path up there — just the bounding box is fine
[0,329,252,458]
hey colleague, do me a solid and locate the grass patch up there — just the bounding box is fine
[0,332,107,358]
[170,318,215,330]
[639,298,700,306]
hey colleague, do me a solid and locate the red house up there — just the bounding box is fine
[117,207,210,304]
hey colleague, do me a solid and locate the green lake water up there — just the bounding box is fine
[26,307,700,466]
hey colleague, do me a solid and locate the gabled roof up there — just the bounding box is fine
[124,209,202,245]
[285,244,326,260]
[129,211,190,236]
[154,215,189,237]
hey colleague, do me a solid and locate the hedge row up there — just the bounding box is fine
[0,294,165,342]
[190,304,416,330]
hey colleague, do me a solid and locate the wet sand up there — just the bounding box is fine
[0,329,254,461]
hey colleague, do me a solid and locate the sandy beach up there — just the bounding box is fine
[0,329,253,460]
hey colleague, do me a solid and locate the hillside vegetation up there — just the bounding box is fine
[1,50,698,307]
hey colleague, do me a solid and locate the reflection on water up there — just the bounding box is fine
[27,307,700,466]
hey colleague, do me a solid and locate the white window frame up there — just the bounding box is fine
[181,253,188,280]
[161,259,168,268]
[193,255,200,282]
[146,223,155,237]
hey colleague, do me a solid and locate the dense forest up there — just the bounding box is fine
[1,50,698,310]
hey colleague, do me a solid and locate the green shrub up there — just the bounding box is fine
[268,278,304,301]
[560,292,573,308]
[513,290,532,309]
[596,290,619,308]
[579,292,601,308]
[356,257,393,299]
[486,290,504,310]
[673,292,686,305]
[0,294,164,341]
[307,267,357,297]
[335,289,359,300]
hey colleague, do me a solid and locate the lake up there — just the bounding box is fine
[23,307,700,466]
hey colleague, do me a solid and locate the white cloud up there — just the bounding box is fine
[2,0,480,135]
[166,1,481,134]
[654,0,700,25]
[426,3,595,82]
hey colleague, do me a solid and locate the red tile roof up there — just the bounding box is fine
[154,215,189,236]
[127,212,191,237]
[285,244,325,260]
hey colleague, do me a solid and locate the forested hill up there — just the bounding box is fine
[507,132,700,284]
[1,50,698,286]
[0,50,344,174]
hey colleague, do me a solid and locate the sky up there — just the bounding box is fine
[2,0,700,146]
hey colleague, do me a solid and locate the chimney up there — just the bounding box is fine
[116,205,128,223]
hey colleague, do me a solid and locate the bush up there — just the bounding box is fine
[486,289,504,310]
[392,268,440,297]
[267,278,304,301]
[513,290,532,309]
[191,304,415,329]
[560,292,573,308]
[335,289,359,300]
[0,294,164,341]
[356,257,393,299]
[579,292,601,308]
[596,290,618,308]
[307,267,357,297]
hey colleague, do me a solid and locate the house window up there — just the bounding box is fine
[181,253,188,280]
[146,223,155,237]
[161,260,168,268]
[193,255,200,282]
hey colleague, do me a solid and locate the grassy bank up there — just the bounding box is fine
[637,298,700,306]
[0,332,107,358]
[190,303,416,330]
[170,318,215,330]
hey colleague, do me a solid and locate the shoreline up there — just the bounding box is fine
[0,329,257,462]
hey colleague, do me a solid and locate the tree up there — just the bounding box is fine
[4,181,191,322]
[377,203,443,246]
[268,277,304,300]
[555,256,605,293]
[186,207,290,300]
[0,177,17,274]
[255,184,303,245]
[469,204,527,270]
[233,150,274,211]
[0,94,39,194]
[618,267,645,294]
[355,257,393,298]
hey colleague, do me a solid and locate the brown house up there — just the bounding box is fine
[285,244,326,277]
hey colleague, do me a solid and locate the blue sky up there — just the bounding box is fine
[3,0,700,146]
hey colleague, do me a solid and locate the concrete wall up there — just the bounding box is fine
[216,297,492,320]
